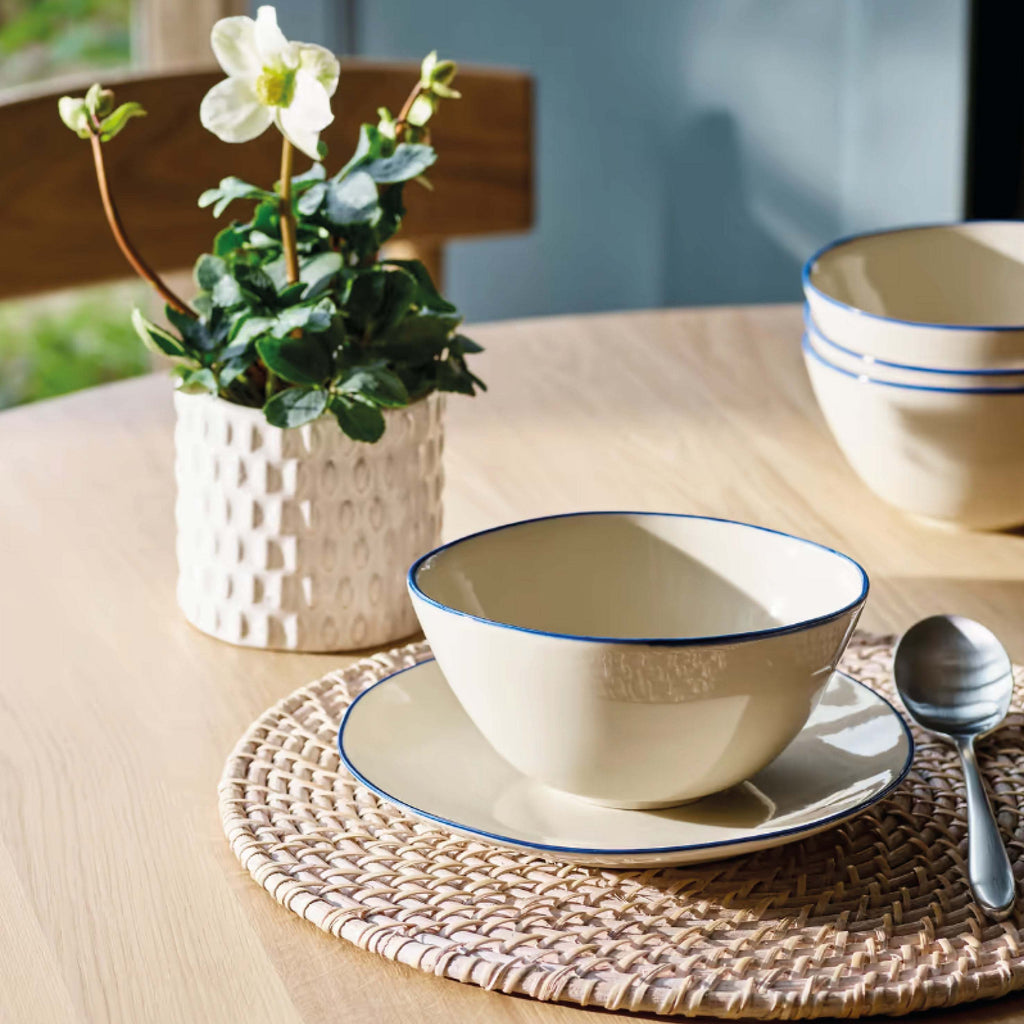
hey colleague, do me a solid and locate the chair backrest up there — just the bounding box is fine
[0,61,533,299]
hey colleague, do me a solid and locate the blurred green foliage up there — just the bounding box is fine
[0,0,131,87]
[0,286,151,409]
[0,0,139,407]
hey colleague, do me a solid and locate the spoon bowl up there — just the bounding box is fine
[894,614,1016,920]
[894,615,1013,737]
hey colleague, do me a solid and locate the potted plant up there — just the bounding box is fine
[58,6,484,651]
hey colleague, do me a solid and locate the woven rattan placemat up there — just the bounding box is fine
[219,635,1024,1018]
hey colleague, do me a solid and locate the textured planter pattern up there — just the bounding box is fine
[174,391,444,651]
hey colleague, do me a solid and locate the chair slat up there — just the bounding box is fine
[0,61,533,299]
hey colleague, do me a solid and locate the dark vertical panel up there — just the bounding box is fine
[966,0,1024,217]
[343,0,360,55]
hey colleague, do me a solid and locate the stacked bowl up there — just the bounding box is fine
[801,221,1024,530]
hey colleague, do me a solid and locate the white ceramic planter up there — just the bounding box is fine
[174,390,444,651]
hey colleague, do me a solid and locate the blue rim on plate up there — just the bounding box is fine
[803,333,1024,395]
[337,658,916,859]
[801,220,1024,333]
[802,304,1024,378]
[407,511,868,648]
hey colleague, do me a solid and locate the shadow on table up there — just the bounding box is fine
[872,575,1024,661]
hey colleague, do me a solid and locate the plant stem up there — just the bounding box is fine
[279,138,300,285]
[88,134,194,316]
[394,82,426,141]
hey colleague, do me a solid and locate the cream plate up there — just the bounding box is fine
[338,659,913,868]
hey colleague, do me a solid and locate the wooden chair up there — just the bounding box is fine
[0,62,533,299]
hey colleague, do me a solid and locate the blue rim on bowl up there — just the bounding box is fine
[337,658,916,859]
[802,305,1024,378]
[801,221,1024,334]
[802,333,1024,395]
[407,510,869,647]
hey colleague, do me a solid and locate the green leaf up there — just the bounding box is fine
[218,353,255,387]
[437,355,482,395]
[98,101,146,141]
[329,395,386,442]
[398,364,441,402]
[431,80,461,100]
[377,311,461,359]
[246,231,278,249]
[298,251,343,295]
[212,275,243,308]
[261,254,288,291]
[264,386,328,428]
[174,366,218,394]
[376,268,418,335]
[233,263,277,304]
[451,333,483,354]
[195,254,228,291]
[337,364,410,408]
[213,223,248,256]
[346,267,387,313]
[199,176,274,217]
[292,162,326,187]
[275,282,307,305]
[384,258,456,313]
[273,297,336,336]
[165,306,195,338]
[361,144,437,184]
[374,179,407,246]
[325,171,379,226]
[228,315,276,348]
[250,200,280,238]
[131,307,187,358]
[256,334,331,385]
[296,181,326,216]
[336,124,391,180]
[166,305,228,353]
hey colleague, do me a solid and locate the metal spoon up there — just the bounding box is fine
[894,615,1016,920]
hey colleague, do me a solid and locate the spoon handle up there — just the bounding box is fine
[954,735,1016,920]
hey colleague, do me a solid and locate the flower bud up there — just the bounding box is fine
[406,92,436,128]
[85,82,116,117]
[431,59,457,87]
[58,96,92,139]
[419,50,438,89]
[377,106,397,140]
[419,52,460,101]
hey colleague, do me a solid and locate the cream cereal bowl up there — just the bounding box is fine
[804,222,1024,371]
[804,310,1024,389]
[408,512,867,809]
[803,336,1024,529]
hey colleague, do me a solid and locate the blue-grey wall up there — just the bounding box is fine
[276,0,971,321]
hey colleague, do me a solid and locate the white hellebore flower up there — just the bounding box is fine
[200,5,340,159]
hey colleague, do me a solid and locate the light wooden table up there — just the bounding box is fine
[4,304,1024,1024]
